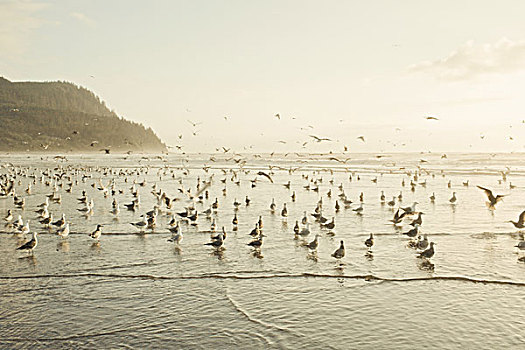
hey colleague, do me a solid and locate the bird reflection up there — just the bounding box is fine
[57,240,70,252]
[418,259,435,272]
[306,251,318,262]
[173,246,182,256]
[18,254,37,266]
[211,247,225,260]
[90,241,101,251]
[365,251,374,261]
[335,263,345,286]
[251,248,263,259]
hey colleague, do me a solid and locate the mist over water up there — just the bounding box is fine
[1,152,525,349]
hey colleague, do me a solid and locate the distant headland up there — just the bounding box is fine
[0,77,167,153]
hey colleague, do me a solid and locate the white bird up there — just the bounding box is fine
[57,223,70,238]
[298,223,311,237]
[14,215,23,230]
[19,220,30,235]
[168,225,183,244]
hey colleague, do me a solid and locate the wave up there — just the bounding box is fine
[1,272,524,286]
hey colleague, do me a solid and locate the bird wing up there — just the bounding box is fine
[519,210,525,224]
[17,239,34,250]
[257,171,274,183]
[477,186,494,201]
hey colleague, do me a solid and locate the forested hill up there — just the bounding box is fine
[0,77,167,153]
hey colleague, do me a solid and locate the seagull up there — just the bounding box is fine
[281,203,288,217]
[390,209,406,224]
[321,217,335,230]
[417,234,429,250]
[303,234,320,250]
[410,212,424,226]
[131,216,148,232]
[52,214,66,228]
[364,233,374,250]
[331,240,345,259]
[90,224,103,241]
[387,197,396,207]
[357,136,365,142]
[247,234,264,248]
[298,223,311,237]
[205,233,224,248]
[309,135,332,143]
[477,186,506,208]
[57,223,70,238]
[211,227,227,241]
[352,203,363,214]
[249,223,260,237]
[425,116,439,120]
[509,210,525,229]
[269,198,276,212]
[418,242,435,259]
[401,201,418,214]
[19,220,30,235]
[402,225,418,238]
[515,241,525,250]
[3,209,13,222]
[16,232,38,255]
[40,213,53,227]
[187,120,202,127]
[449,192,457,204]
[168,225,183,244]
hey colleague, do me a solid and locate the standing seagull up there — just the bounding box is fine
[4,209,13,222]
[57,223,70,238]
[331,240,345,259]
[419,242,435,259]
[168,225,183,244]
[90,224,103,241]
[303,234,320,250]
[364,233,374,250]
[17,232,38,255]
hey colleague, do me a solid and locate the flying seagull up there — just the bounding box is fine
[510,210,525,229]
[357,136,365,142]
[309,135,332,142]
[477,186,506,208]
[187,120,202,127]
[425,116,439,120]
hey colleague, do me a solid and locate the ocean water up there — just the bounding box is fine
[1,152,525,349]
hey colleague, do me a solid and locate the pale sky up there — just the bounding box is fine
[2,0,525,153]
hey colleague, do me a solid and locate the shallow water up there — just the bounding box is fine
[1,152,525,349]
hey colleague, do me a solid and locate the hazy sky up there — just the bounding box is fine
[2,0,525,153]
